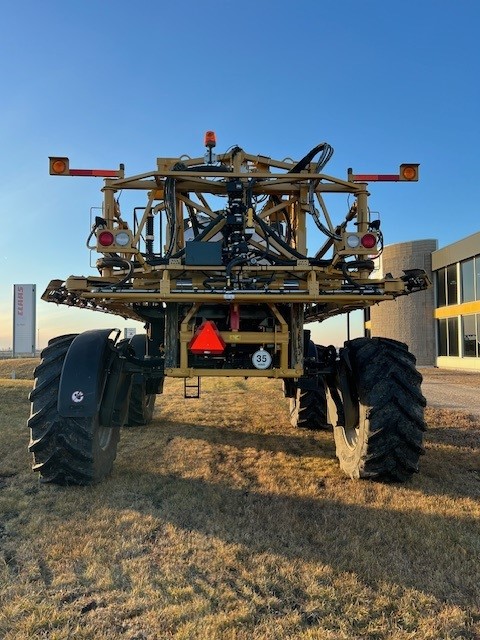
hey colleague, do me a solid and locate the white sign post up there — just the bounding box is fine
[124,328,137,340]
[13,284,36,356]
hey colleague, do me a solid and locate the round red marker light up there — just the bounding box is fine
[361,233,376,249]
[98,231,115,246]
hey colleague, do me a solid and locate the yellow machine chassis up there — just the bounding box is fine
[44,145,429,379]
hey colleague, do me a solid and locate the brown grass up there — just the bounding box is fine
[1,374,480,639]
[0,357,38,380]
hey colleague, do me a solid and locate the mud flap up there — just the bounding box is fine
[326,349,359,430]
[57,329,123,420]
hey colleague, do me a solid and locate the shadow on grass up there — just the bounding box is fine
[155,419,332,459]
[13,416,480,612]
[103,469,480,609]
[110,418,480,607]
[426,425,480,450]
[14,386,480,610]
[139,418,480,502]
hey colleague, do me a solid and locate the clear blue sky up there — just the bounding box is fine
[1,0,479,349]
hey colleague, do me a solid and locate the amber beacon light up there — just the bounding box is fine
[49,157,70,175]
[204,131,217,148]
[399,163,419,181]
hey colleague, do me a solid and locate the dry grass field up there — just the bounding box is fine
[1,359,480,639]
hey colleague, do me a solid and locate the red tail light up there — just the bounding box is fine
[361,233,377,249]
[98,231,115,247]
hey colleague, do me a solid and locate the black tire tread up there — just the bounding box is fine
[338,337,426,481]
[126,382,156,427]
[290,387,329,430]
[28,334,119,485]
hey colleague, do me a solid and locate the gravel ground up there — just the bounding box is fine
[420,367,480,417]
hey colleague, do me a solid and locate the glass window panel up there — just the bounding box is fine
[477,315,480,357]
[436,268,446,307]
[437,319,447,356]
[448,317,459,356]
[461,259,475,302]
[447,264,458,306]
[462,315,477,357]
[476,257,480,301]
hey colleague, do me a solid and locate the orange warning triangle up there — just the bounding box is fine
[189,320,226,355]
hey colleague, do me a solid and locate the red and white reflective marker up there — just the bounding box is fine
[189,320,226,355]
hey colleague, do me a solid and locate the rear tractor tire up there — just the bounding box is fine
[328,337,426,482]
[124,334,158,427]
[127,380,156,426]
[289,386,330,430]
[28,335,120,485]
[289,340,331,431]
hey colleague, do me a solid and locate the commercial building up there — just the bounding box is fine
[366,233,480,370]
[368,240,437,366]
[432,231,480,370]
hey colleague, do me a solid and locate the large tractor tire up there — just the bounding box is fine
[127,380,156,426]
[290,340,330,430]
[28,334,120,485]
[124,334,157,427]
[289,386,329,430]
[328,337,426,482]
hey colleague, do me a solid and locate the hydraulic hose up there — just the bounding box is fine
[96,256,134,288]
[254,214,307,260]
[289,142,333,174]
[225,255,250,288]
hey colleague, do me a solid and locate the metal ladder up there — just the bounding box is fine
[184,377,201,399]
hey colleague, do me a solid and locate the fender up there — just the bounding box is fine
[326,350,359,429]
[58,329,118,418]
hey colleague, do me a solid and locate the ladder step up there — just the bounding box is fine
[184,377,201,399]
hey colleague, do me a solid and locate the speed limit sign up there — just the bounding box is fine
[251,348,272,370]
